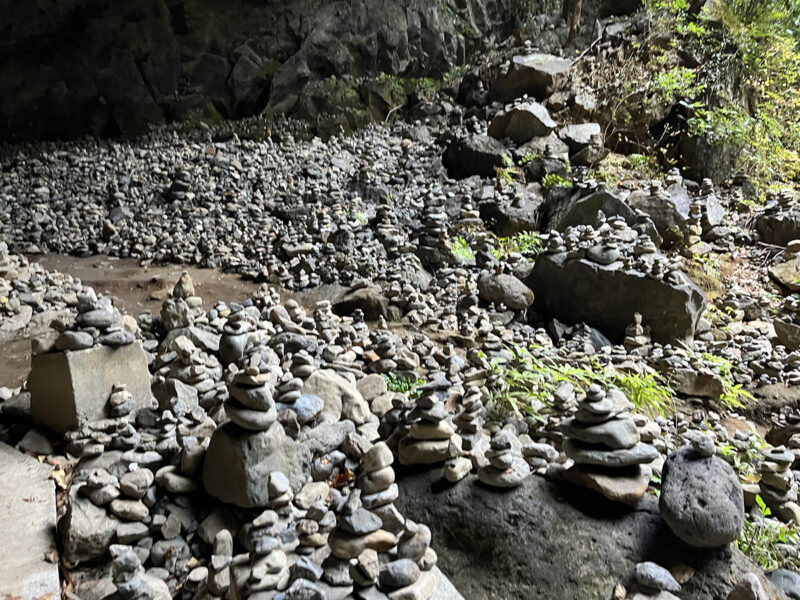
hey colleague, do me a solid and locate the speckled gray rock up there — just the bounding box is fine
[659,446,744,548]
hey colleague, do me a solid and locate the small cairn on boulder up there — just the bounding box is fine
[561,384,657,505]
[623,313,652,355]
[659,435,745,547]
[329,489,397,562]
[478,430,531,488]
[53,287,135,351]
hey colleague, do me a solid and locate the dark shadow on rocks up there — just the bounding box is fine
[394,467,786,600]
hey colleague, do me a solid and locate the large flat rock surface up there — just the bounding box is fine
[395,467,785,600]
[0,442,59,599]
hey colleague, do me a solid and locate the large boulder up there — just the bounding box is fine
[488,101,556,143]
[775,319,800,351]
[491,54,572,102]
[301,369,371,425]
[30,342,156,433]
[756,211,800,247]
[60,487,119,567]
[479,194,545,237]
[544,188,661,245]
[202,421,311,508]
[627,184,691,243]
[659,446,745,548]
[394,468,785,599]
[442,135,509,179]
[477,273,534,310]
[526,252,706,345]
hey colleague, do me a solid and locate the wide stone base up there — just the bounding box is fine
[202,421,311,508]
[29,342,155,433]
[562,464,651,506]
[395,468,786,600]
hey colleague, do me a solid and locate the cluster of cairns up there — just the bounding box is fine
[7,24,800,599]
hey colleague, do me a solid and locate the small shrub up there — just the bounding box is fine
[542,173,572,190]
[490,232,544,260]
[449,236,475,261]
[383,373,424,396]
[737,495,800,570]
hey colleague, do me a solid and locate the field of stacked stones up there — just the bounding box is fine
[6,6,800,600]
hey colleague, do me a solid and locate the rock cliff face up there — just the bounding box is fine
[0,0,544,140]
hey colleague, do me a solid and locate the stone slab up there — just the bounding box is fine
[30,341,155,433]
[0,442,60,598]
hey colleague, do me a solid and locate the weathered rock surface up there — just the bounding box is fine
[659,446,745,548]
[202,421,311,507]
[29,341,155,433]
[488,101,557,143]
[394,468,785,600]
[442,135,509,179]
[527,253,706,344]
[544,188,661,244]
[1,0,542,140]
[757,211,800,246]
[491,53,572,102]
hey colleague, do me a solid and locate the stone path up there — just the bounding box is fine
[0,443,59,600]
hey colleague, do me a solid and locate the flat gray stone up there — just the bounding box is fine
[0,443,60,598]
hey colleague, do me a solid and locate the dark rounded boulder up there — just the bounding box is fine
[659,446,745,548]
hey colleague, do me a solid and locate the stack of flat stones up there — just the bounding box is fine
[219,309,253,366]
[207,529,233,596]
[53,288,134,351]
[110,543,169,600]
[759,446,800,522]
[360,442,403,536]
[240,509,290,595]
[329,489,397,563]
[398,391,462,466]
[561,384,658,505]
[296,500,336,556]
[227,365,277,431]
[478,430,531,488]
[153,335,219,415]
[453,386,485,451]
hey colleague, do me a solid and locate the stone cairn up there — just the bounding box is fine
[219,308,253,366]
[397,390,462,466]
[623,313,652,355]
[358,442,402,536]
[478,430,531,488]
[242,509,290,595]
[227,364,277,431]
[53,288,134,351]
[561,384,658,505]
[759,445,799,522]
[109,543,169,599]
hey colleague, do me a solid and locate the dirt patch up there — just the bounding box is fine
[0,255,264,389]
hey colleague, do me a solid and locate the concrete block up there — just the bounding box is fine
[30,342,155,433]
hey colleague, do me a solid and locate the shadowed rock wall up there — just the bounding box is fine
[1,0,548,140]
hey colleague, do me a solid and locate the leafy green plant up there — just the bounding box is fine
[715,428,766,483]
[355,211,368,225]
[542,173,572,190]
[737,495,800,570]
[449,236,475,261]
[490,232,544,260]
[487,346,673,419]
[701,352,756,409]
[383,373,424,396]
